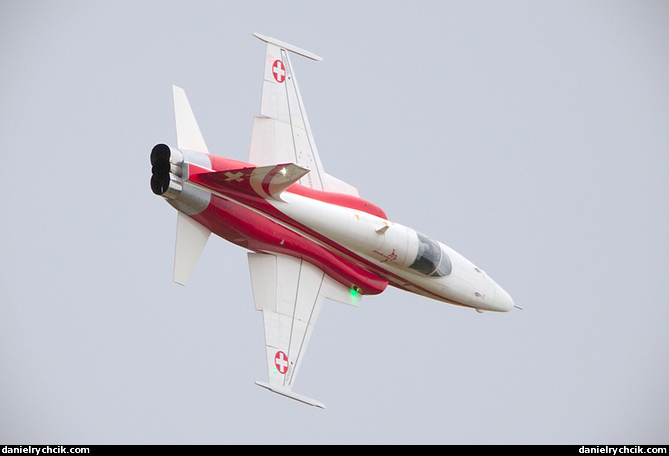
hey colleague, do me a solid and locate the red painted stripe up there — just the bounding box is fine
[286,185,387,219]
[201,154,387,219]
[192,196,388,295]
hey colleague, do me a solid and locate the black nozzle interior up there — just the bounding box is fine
[150,144,171,195]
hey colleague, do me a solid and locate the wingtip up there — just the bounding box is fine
[252,32,323,61]
[255,381,326,409]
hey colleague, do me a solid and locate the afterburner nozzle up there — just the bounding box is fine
[150,144,184,199]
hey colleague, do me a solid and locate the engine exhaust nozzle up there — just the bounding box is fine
[150,144,183,199]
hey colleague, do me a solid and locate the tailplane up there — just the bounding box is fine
[171,86,212,285]
[173,212,210,285]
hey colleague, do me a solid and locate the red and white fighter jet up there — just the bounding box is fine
[150,33,516,408]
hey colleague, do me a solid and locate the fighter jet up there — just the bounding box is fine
[150,33,516,408]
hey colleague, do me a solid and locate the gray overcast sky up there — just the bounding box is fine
[1,0,668,444]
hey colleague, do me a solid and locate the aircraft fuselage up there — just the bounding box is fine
[151,144,514,313]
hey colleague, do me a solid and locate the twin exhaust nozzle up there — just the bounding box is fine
[150,144,184,199]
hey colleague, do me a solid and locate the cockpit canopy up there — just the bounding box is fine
[408,232,452,277]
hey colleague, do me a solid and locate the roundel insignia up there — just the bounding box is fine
[274,350,289,374]
[272,59,286,83]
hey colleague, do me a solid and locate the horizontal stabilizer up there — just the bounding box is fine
[188,163,309,201]
[174,211,211,285]
[255,381,325,409]
[173,86,209,154]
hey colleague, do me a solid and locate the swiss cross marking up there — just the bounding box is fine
[224,171,244,182]
[274,351,289,374]
[272,60,286,83]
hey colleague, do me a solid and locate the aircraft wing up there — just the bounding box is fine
[250,33,359,196]
[248,251,361,408]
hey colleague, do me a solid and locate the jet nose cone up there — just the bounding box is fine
[494,283,515,312]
